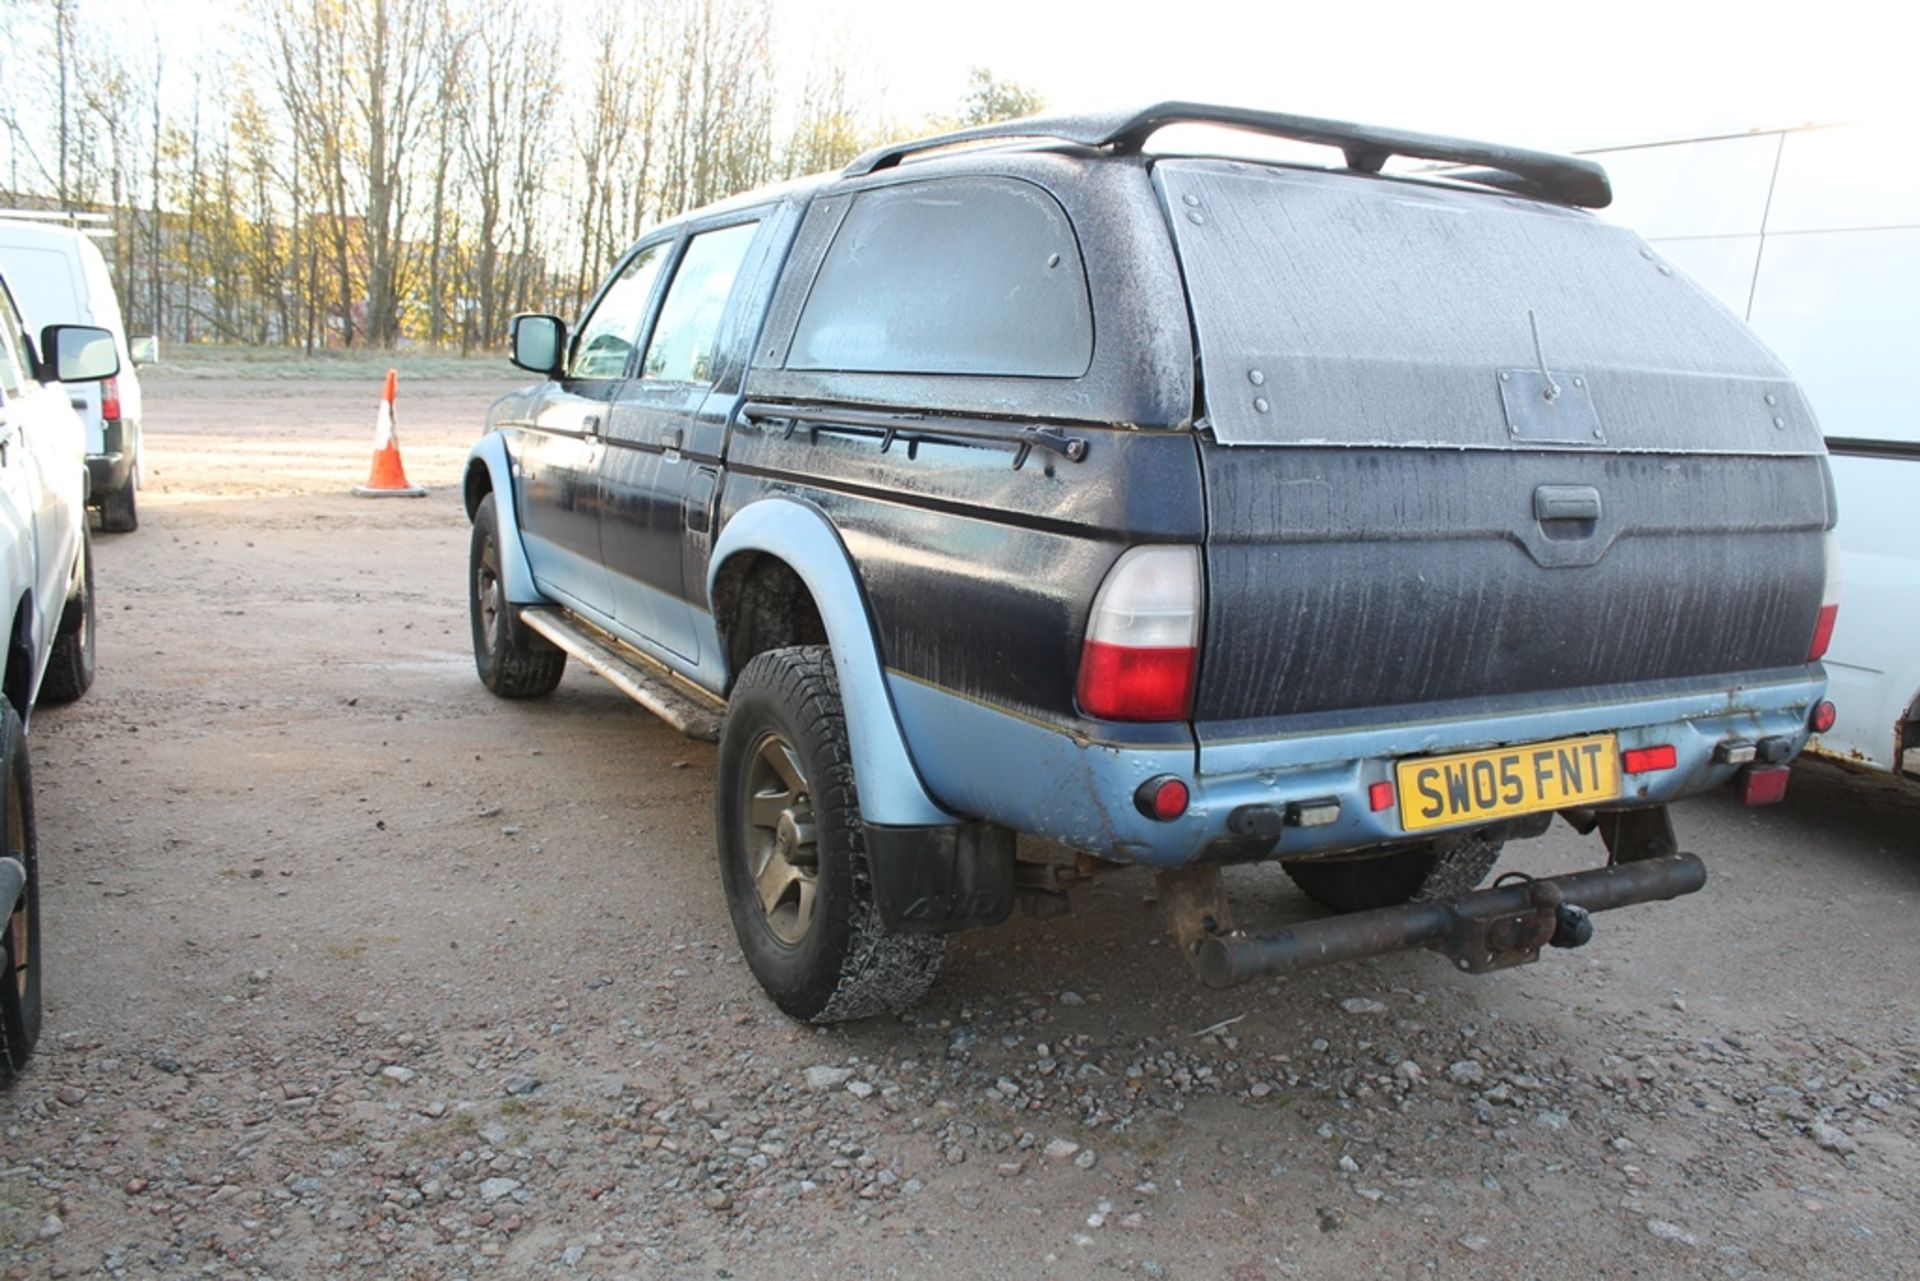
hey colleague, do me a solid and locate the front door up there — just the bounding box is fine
[516,242,669,614]
[600,219,763,661]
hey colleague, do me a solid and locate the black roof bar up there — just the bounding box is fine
[843,101,1612,209]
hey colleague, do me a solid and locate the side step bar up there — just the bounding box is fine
[517,607,725,742]
[1194,852,1707,988]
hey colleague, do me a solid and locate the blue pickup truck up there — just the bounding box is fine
[464,104,1835,1022]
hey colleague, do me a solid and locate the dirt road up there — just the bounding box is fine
[4,369,1917,1279]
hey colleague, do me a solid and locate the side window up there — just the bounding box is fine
[788,177,1093,378]
[640,221,760,386]
[568,242,669,380]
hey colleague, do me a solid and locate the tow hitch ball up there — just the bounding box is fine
[1552,903,1594,950]
[1474,878,1596,963]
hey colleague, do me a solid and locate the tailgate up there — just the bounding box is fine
[1151,159,1833,730]
[1194,445,1830,726]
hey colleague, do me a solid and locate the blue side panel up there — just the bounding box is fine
[467,435,542,604]
[708,500,953,827]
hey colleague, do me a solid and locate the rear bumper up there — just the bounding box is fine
[888,670,1826,867]
[87,420,137,497]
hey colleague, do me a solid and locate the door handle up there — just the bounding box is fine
[662,427,684,452]
[581,413,602,437]
[1534,485,1602,524]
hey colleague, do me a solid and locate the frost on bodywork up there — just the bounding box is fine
[1155,159,1822,456]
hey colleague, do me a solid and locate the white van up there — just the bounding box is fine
[0,219,150,532]
[1590,123,1918,777]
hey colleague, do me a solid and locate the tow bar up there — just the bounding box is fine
[1160,852,1707,989]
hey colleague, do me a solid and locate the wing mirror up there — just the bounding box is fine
[509,314,566,378]
[41,325,120,383]
[129,334,160,366]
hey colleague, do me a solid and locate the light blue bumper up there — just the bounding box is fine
[888,671,1825,867]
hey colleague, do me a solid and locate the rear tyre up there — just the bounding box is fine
[98,476,138,533]
[1282,831,1505,913]
[470,493,565,698]
[716,646,944,1022]
[0,703,42,1081]
[39,528,95,705]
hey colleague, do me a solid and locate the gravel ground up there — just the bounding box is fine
[3,370,1917,1280]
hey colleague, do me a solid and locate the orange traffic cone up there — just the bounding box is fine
[354,368,427,497]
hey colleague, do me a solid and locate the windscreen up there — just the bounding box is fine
[1155,159,1824,455]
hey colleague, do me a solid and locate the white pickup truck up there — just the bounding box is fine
[0,265,112,1081]
[1592,122,1918,779]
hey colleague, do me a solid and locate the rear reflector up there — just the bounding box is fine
[1622,744,1677,775]
[1736,765,1791,806]
[1134,775,1190,822]
[1368,781,1395,812]
[1810,700,1837,734]
[1077,546,1201,722]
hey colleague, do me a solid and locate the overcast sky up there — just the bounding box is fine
[797,0,1908,148]
[96,0,1913,153]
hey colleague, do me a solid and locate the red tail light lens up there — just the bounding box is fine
[1076,546,1201,722]
[100,375,121,421]
[1079,643,1197,722]
[1807,603,1838,662]
[1808,534,1841,661]
[1368,781,1396,812]
[1621,744,1677,775]
[1810,700,1837,734]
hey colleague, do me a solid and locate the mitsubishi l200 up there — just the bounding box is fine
[463,104,1836,1021]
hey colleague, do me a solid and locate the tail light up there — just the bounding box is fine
[100,375,121,422]
[1808,534,1841,661]
[1076,545,1200,722]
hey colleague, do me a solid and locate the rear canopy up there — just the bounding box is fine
[1154,160,1824,455]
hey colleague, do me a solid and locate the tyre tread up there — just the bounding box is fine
[471,495,565,699]
[724,647,944,1023]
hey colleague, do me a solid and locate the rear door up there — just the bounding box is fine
[516,241,670,614]
[1151,160,1835,744]
[599,217,765,660]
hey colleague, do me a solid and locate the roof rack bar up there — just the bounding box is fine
[843,101,1611,209]
[0,208,113,223]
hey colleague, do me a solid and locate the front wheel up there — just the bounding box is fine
[1282,831,1505,913]
[1,702,42,1081]
[716,646,944,1022]
[469,493,565,698]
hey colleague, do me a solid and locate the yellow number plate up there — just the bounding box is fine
[1396,735,1620,833]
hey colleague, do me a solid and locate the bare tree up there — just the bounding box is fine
[959,67,1045,126]
[2,0,929,350]
[455,0,559,347]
